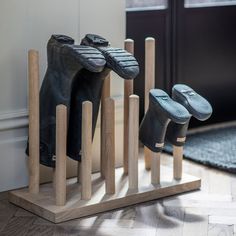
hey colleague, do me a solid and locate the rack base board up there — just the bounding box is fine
[9,162,201,223]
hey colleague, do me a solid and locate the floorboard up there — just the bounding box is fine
[1,154,236,235]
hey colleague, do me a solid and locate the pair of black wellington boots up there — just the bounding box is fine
[26,33,212,168]
[26,34,140,167]
[139,84,213,153]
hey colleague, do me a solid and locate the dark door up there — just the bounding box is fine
[174,0,236,126]
[127,0,236,126]
[126,1,171,121]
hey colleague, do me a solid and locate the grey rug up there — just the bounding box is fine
[164,126,236,173]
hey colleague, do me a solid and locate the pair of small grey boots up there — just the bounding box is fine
[139,84,213,153]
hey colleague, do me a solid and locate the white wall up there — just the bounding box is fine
[79,0,126,96]
[0,0,125,192]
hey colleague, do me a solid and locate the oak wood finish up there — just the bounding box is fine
[144,38,155,171]
[104,98,115,194]
[9,160,200,223]
[124,39,134,175]
[151,152,161,185]
[55,105,67,206]
[128,95,139,189]
[6,142,236,234]
[173,145,183,180]
[101,74,111,178]
[81,101,93,200]
[28,50,40,194]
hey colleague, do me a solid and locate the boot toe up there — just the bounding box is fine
[150,89,191,124]
[100,48,139,80]
[172,84,213,121]
[65,45,106,72]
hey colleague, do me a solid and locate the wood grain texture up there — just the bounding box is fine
[101,74,111,178]
[6,149,236,233]
[208,224,234,236]
[55,105,67,206]
[145,37,155,112]
[144,37,155,171]
[124,39,134,175]
[104,98,115,194]
[132,201,159,228]
[144,148,152,171]
[151,152,161,185]
[156,206,184,235]
[28,50,40,194]
[128,95,139,189]
[183,212,208,236]
[9,160,200,223]
[173,146,183,180]
[81,101,93,200]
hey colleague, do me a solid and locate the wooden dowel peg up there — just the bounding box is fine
[77,162,81,184]
[81,101,93,200]
[104,98,115,194]
[128,95,139,189]
[144,148,152,171]
[52,168,56,191]
[124,39,134,175]
[144,37,155,171]
[125,38,134,53]
[145,37,155,111]
[28,50,40,194]
[55,105,67,206]
[173,145,183,180]
[101,74,111,178]
[151,152,161,185]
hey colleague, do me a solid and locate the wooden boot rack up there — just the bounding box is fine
[9,38,201,223]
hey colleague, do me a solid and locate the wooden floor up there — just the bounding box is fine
[1,153,236,236]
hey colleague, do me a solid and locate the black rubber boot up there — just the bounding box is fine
[67,34,140,162]
[166,84,213,146]
[26,34,140,168]
[81,34,139,80]
[26,35,107,167]
[139,89,191,153]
